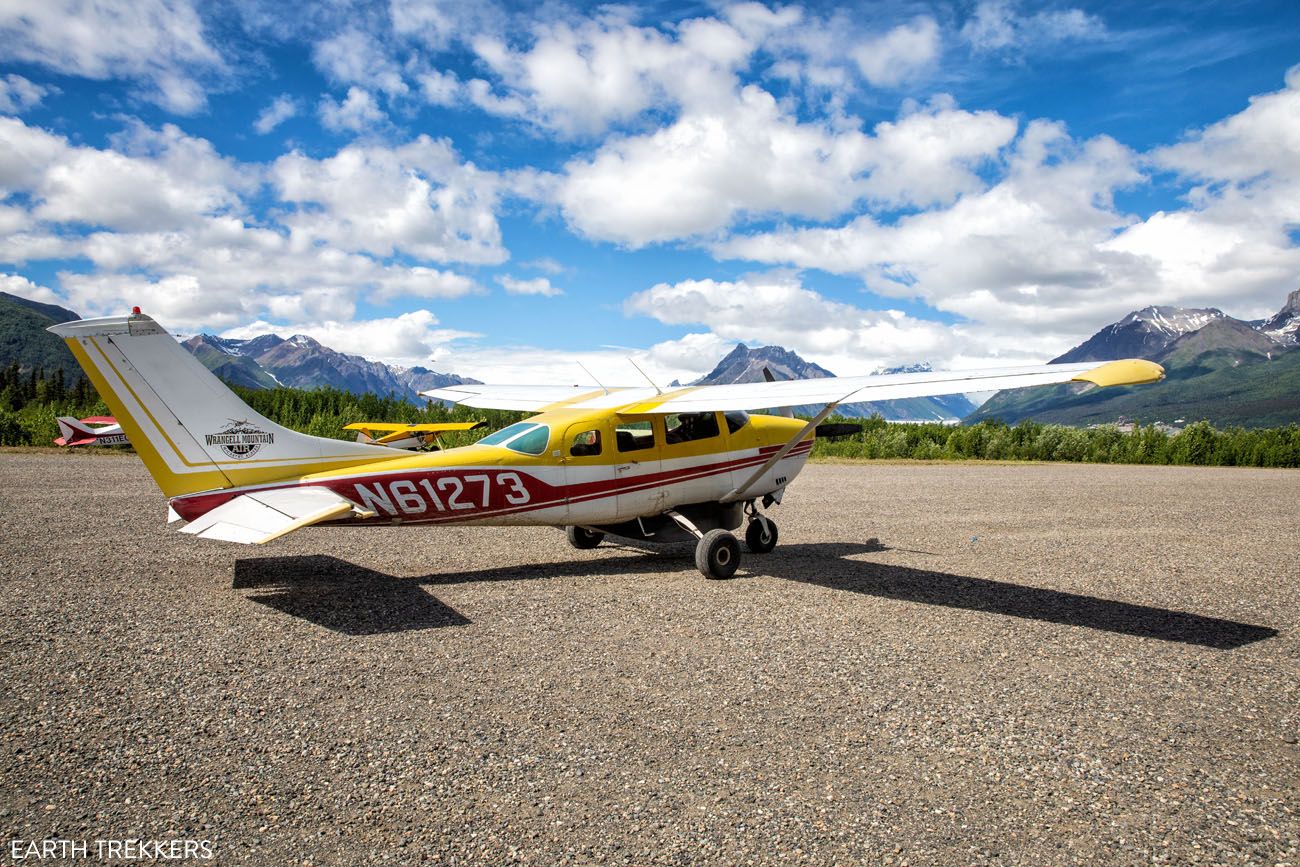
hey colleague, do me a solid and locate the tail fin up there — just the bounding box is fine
[49,312,397,497]
[54,416,94,446]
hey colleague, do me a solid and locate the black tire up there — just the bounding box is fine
[695,529,741,580]
[744,517,778,554]
[566,525,604,549]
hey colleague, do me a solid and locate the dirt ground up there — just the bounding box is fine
[1,451,1296,865]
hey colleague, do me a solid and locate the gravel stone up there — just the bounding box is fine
[1,451,1296,865]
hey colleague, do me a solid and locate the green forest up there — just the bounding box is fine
[2,365,1298,468]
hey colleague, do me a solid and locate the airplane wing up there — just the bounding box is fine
[178,486,370,544]
[423,359,1165,415]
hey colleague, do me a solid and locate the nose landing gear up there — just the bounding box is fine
[744,514,778,553]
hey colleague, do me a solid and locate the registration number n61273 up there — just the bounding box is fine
[352,472,532,517]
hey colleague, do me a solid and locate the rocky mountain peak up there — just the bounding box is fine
[874,362,933,375]
[693,343,834,386]
[1057,305,1228,363]
[1116,305,1225,336]
[1260,288,1299,345]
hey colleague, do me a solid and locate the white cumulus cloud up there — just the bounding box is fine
[0,0,223,113]
[272,135,505,264]
[625,272,966,372]
[557,86,872,246]
[318,87,387,133]
[961,0,1106,53]
[498,275,563,297]
[254,94,298,134]
[222,310,480,368]
[853,16,941,87]
[0,74,48,114]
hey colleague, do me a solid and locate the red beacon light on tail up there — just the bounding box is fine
[131,306,142,315]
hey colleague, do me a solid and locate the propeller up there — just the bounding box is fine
[762,367,795,418]
[814,422,863,439]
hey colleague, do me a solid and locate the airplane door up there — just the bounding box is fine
[561,420,618,524]
[610,415,664,520]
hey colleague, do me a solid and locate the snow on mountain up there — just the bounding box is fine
[1259,289,1300,345]
[1124,305,1225,337]
[182,333,477,400]
[1055,305,1227,363]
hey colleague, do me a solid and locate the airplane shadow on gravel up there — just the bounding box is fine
[233,555,471,636]
[234,543,1278,649]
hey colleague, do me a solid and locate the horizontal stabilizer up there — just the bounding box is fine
[179,486,365,545]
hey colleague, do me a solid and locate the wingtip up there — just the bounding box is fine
[1072,359,1165,388]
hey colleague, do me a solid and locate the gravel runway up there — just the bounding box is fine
[1,451,1297,865]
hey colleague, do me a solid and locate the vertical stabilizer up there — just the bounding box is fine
[49,312,396,497]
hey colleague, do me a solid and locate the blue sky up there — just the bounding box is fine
[1,0,1297,382]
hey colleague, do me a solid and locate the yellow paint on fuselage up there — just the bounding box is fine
[290,407,810,486]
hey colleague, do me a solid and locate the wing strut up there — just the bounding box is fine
[720,401,839,504]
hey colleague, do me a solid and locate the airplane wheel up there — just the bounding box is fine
[745,517,778,553]
[695,529,741,580]
[566,526,604,549]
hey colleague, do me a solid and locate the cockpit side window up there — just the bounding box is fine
[724,411,750,434]
[570,429,602,457]
[664,412,720,445]
[615,419,655,452]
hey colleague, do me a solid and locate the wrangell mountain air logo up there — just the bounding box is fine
[205,419,274,459]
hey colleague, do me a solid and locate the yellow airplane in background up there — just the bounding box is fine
[345,421,486,451]
[50,310,1164,579]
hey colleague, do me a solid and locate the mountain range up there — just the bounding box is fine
[969,290,1300,428]
[180,333,478,401]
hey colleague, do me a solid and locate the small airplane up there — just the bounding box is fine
[54,415,129,447]
[50,310,1164,579]
[344,421,486,451]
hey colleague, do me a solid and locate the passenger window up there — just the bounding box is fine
[664,412,720,445]
[615,420,655,452]
[570,429,602,457]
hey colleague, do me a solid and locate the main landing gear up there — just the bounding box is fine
[562,500,779,580]
[683,503,779,580]
[565,525,604,549]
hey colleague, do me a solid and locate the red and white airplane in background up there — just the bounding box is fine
[54,416,129,447]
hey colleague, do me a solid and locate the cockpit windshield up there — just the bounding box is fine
[724,410,749,433]
[476,422,551,455]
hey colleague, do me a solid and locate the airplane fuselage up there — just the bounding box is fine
[169,408,813,529]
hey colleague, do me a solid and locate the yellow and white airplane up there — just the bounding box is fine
[344,421,486,451]
[50,311,1164,579]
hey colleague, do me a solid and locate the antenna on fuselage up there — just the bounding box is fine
[577,361,609,395]
[627,357,663,394]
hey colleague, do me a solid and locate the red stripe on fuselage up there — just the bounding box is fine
[171,440,814,524]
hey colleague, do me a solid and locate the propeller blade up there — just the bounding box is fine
[815,422,862,439]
